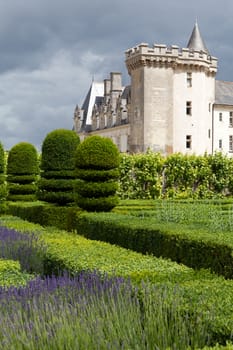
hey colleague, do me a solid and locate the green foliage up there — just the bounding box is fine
[3,216,233,343]
[75,179,118,197]
[8,183,37,194]
[118,151,233,199]
[38,178,76,191]
[7,142,38,175]
[41,170,76,179]
[118,150,164,199]
[0,142,5,176]
[75,135,120,170]
[0,215,206,282]
[7,142,39,201]
[75,135,120,212]
[41,129,80,171]
[0,259,33,287]
[7,174,37,184]
[75,194,119,212]
[75,168,119,181]
[8,202,80,231]
[75,209,233,278]
[38,129,80,205]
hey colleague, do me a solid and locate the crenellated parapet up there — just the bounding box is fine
[125,43,218,76]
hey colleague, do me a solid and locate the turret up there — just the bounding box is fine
[125,23,218,154]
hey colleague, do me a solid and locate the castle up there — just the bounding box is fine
[73,23,233,156]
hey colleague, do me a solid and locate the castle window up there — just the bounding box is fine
[187,72,192,87]
[229,135,233,152]
[219,113,223,122]
[219,139,222,149]
[186,135,192,149]
[229,112,233,127]
[186,101,192,116]
[208,129,211,138]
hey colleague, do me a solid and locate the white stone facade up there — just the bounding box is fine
[73,23,233,156]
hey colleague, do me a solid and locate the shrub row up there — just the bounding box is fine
[118,151,233,199]
[0,215,196,282]
[0,259,33,287]
[7,202,80,232]
[75,212,233,279]
[1,216,233,343]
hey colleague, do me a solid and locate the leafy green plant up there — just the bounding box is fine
[7,142,39,201]
[38,129,80,205]
[75,135,120,211]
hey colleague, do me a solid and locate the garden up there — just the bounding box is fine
[0,130,233,348]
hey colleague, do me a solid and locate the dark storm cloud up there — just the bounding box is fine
[0,0,232,149]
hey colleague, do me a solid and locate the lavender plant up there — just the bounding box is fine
[0,227,46,275]
[0,271,214,349]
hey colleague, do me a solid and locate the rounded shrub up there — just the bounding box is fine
[38,129,80,205]
[75,135,120,170]
[7,142,39,201]
[41,129,80,172]
[75,136,120,212]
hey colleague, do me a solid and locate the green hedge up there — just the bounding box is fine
[8,183,37,194]
[75,168,119,181]
[7,174,37,184]
[38,178,77,191]
[117,151,233,199]
[7,142,38,175]
[75,135,120,170]
[75,212,233,278]
[40,129,80,172]
[7,142,38,201]
[38,129,80,205]
[2,216,233,343]
[75,179,118,197]
[41,170,76,179]
[7,202,80,232]
[75,136,120,212]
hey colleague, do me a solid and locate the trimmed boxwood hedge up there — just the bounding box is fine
[38,129,80,205]
[40,129,80,172]
[75,135,120,170]
[75,180,118,197]
[75,212,233,279]
[2,216,233,344]
[7,142,39,201]
[75,136,119,212]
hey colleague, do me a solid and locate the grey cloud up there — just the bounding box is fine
[0,0,232,149]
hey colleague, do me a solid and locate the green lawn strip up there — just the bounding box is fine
[0,259,33,287]
[76,212,233,278]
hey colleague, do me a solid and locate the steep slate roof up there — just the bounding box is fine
[215,80,233,105]
[81,81,104,129]
[187,22,209,54]
[121,85,131,100]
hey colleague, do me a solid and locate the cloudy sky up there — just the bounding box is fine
[0,0,232,150]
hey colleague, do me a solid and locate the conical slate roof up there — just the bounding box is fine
[187,22,209,54]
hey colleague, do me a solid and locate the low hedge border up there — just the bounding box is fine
[1,216,233,343]
[7,202,80,231]
[75,212,233,279]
